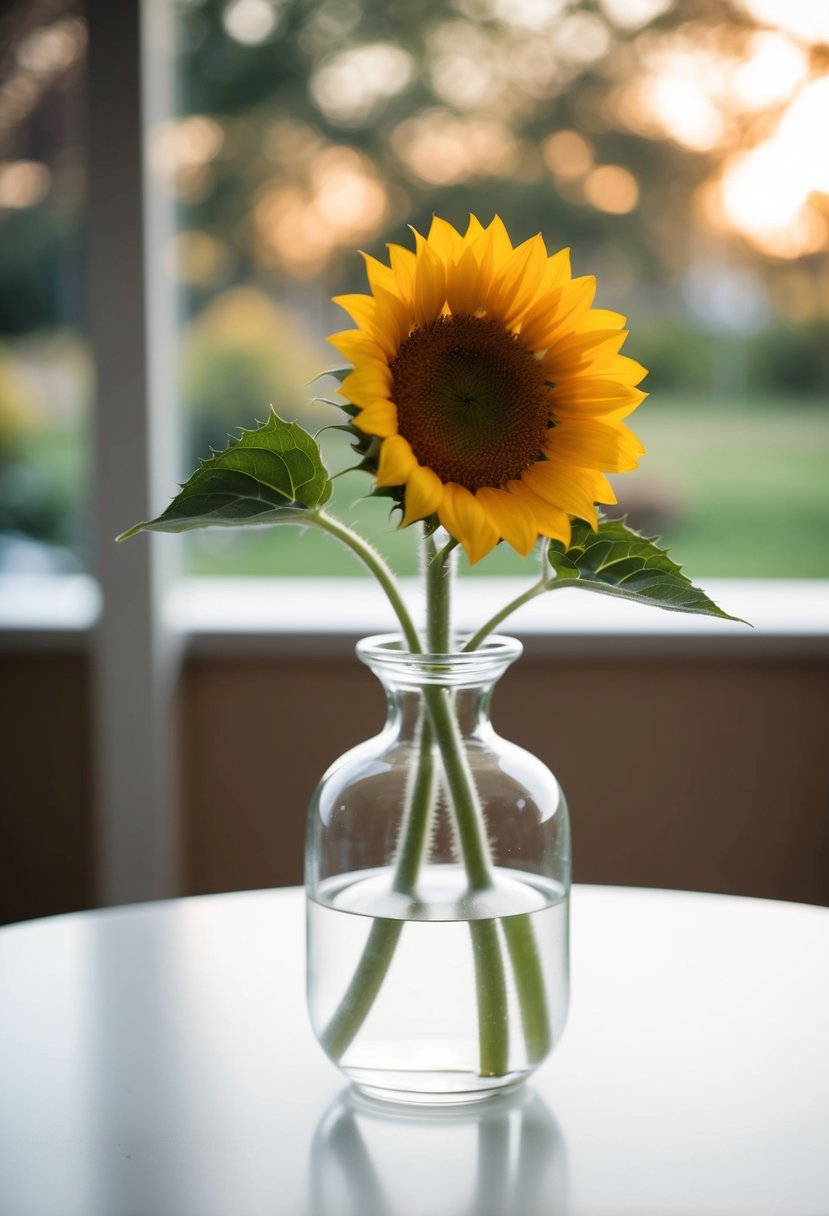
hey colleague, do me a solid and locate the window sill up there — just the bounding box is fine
[2,573,828,659]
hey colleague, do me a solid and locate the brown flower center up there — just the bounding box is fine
[390,314,551,492]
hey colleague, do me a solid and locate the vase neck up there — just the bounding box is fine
[357,634,521,737]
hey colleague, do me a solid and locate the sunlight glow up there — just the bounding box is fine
[584,164,639,213]
[737,0,829,45]
[311,44,415,125]
[222,0,280,45]
[391,110,519,186]
[732,32,808,109]
[542,130,593,179]
[719,75,829,256]
[0,161,51,208]
[254,147,389,276]
[598,0,675,31]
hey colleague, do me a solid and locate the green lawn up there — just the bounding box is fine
[182,394,829,580]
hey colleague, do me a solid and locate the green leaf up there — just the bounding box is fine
[117,409,332,540]
[547,518,745,622]
[311,366,350,385]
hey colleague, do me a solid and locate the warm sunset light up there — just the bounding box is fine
[719,75,829,257]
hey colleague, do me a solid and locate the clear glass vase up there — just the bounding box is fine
[305,634,571,1105]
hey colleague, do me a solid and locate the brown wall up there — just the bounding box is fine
[180,652,829,906]
[0,652,94,925]
[2,648,828,925]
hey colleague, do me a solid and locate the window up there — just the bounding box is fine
[0,1,89,575]
[161,0,829,580]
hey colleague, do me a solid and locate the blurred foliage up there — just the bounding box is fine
[0,0,827,572]
[180,286,329,455]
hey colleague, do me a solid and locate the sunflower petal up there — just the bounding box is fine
[464,214,485,241]
[412,231,447,325]
[328,328,386,366]
[340,366,392,408]
[402,465,444,526]
[427,215,464,259]
[361,251,397,297]
[507,480,571,545]
[487,234,548,327]
[551,419,645,472]
[331,293,403,359]
[332,293,377,331]
[438,483,500,564]
[387,243,417,300]
[446,244,483,316]
[376,434,417,487]
[474,215,514,298]
[545,329,629,369]
[522,458,599,528]
[548,380,648,419]
[581,308,626,331]
[353,402,398,438]
[529,276,597,350]
[476,486,538,557]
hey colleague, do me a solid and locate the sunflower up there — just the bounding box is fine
[330,214,647,563]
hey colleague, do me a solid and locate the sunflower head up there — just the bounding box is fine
[330,214,647,564]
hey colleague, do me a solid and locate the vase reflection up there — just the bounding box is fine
[308,1084,568,1216]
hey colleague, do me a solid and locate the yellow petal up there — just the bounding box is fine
[437,483,499,564]
[464,214,485,241]
[328,328,387,366]
[581,308,626,331]
[545,329,628,369]
[582,354,648,386]
[548,380,648,419]
[507,480,571,545]
[376,435,417,487]
[427,215,464,259]
[361,251,397,297]
[476,486,538,557]
[353,402,398,438]
[522,458,599,528]
[331,293,402,359]
[525,276,597,351]
[412,230,447,326]
[551,419,645,472]
[332,292,377,330]
[446,244,483,316]
[387,243,417,299]
[487,234,548,327]
[472,215,514,299]
[402,465,444,526]
[340,366,392,408]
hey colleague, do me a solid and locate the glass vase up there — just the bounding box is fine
[305,634,571,1105]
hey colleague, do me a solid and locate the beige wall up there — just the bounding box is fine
[2,648,828,925]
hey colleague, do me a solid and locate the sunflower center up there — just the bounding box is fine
[390,314,552,492]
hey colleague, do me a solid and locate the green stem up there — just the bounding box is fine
[422,529,513,1074]
[460,540,555,1062]
[425,530,454,652]
[463,540,558,653]
[470,921,510,1076]
[319,716,434,1057]
[421,683,493,891]
[391,715,435,896]
[501,915,551,1063]
[319,919,404,1060]
[312,510,422,654]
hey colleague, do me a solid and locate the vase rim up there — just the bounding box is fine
[356,633,523,684]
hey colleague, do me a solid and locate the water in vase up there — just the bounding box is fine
[307,864,569,1103]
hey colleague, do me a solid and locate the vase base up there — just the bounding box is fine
[349,1070,530,1107]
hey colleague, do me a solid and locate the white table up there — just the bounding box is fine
[1,886,827,1215]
